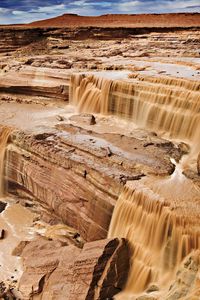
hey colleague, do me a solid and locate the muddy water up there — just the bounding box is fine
[0,126,37,283]
[109,157,200,299]
[0,198,36,282]
[0,127,12,196]
[71,73,200,157]
[0,102,76,131]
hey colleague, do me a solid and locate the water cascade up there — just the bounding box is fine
[71,72,200,296]
[0,126,12,196]
[108,179,200,294]
[70,74,112,114]
[70,73,200,151]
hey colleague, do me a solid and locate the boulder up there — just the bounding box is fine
[19,237,130,300]
[69,113,96,125]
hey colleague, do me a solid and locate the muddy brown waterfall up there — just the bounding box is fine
[71,74,200,154]
[71,72,200,297]
[108,181,200,296]
[0,127,12,196]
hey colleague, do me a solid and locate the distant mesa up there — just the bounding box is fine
[11,12,200,28]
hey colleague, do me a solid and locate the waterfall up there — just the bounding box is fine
[70,73,200,153]
[0,126,12,196]
[70,74,112,114]
[70,72,200,296]
[108,180,200,294]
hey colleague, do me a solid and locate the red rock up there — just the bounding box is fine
[19,237,130,300]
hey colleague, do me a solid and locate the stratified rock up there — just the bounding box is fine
[197,152,200,175]
[19,237,130,300]
[69,238,130,300]
[6,125,177,242]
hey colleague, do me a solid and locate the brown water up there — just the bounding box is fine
[0,126,12,196]
[71,73,200,297]
[0,126,39,284]
[70,74,112,114]
[108,160,200,297]
[70,74,200,154]
[0,72,199,297]
[0,199,36,282]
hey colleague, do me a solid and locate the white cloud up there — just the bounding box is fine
[30,3,66,14]
[12,10,25,15]
[117,1,141,12]
[0,7,10,14]
[0,0,200,25]
[10,3,69,23]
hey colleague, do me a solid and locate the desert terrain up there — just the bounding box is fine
[0,13,200,300]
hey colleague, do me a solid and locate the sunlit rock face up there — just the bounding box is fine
[0,12,200,300]
[4,124,177,241]
[18,237,130,300]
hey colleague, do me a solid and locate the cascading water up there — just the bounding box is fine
[70,72,200,297]
[70,74,112,114]
[70,73,200,153]
[108,178,200,296]
[0,126,12,196]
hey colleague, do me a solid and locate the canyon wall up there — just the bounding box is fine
[0,17,200,299]
[0,26,199,54]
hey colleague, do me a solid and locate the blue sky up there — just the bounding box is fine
[0,0,199,24]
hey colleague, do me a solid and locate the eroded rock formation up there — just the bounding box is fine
[18,237,130,300]
[5,124,178,241]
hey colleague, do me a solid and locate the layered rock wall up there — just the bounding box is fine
[4,124,177,242]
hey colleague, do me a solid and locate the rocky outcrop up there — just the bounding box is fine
[164,250,200,300]
[0,28,45,54]
[0,26,199,57]
[0,66,69,103]
[18,237,130,300]
[5,125,179,241]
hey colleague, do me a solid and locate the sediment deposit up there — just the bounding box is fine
[0,13,200,300]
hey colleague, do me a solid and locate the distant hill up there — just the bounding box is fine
[26,13,200,28]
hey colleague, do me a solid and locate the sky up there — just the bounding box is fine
[0,0,199,24]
